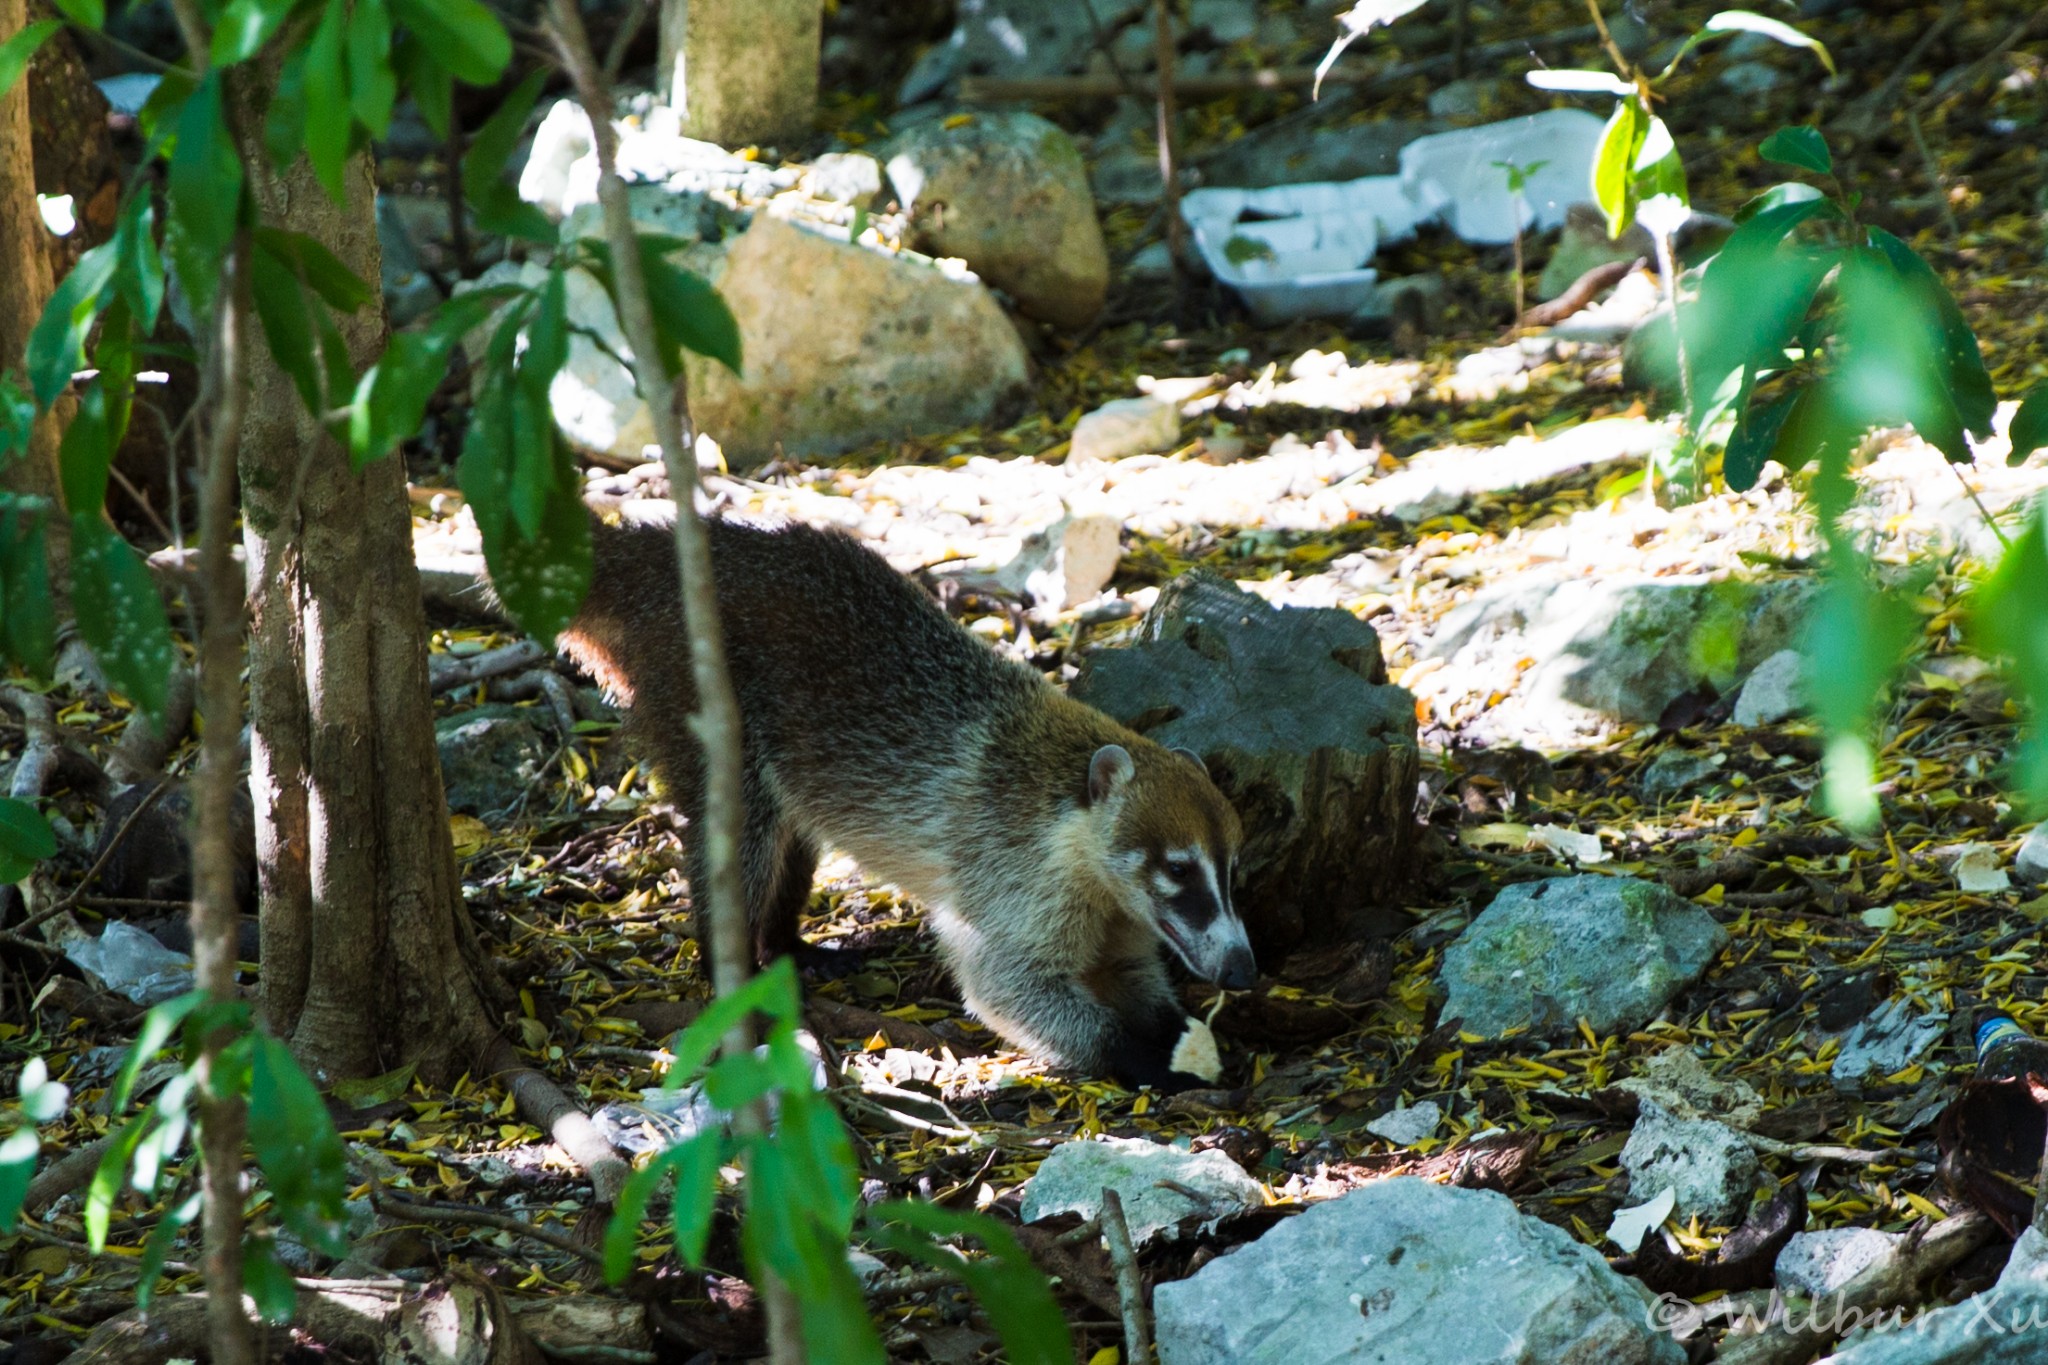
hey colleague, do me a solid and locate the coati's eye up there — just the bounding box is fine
[1163,855,1195,881]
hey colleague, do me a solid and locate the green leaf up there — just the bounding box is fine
[265,46,309,173]
[85,1112,153,1250]
[46,0,102,30]
[136,68,195,157]
[1865,227,1996,442]
[2012,385,2048,466]
[0,1128,40,1235]
[242,1237,299,1322]
[0,374,34,460]
[303,0,350,202]
[1725,388,1798,492]
[346,0,396,136]
[1630,117,1686,207]
[251,244,323,416]
[0,797,57,866]
[1803,544,1921,831]
[26,240,119,408]
[389,0,510,85]
[743,1145,886,1364]
[394,36,452,139]
[108,991,207,1115]
[253,228,374,313]
[1704,10,1834,74]
[602,1148,671,1285]
[0,502,57,678]
[114,193,166,332]
[135,1191,202,1308]
[1758,125,1831,176]
[348,285,522,466]
[70,517,176,721]
[663,959,803,1086]
[462,70,553,244]
[1592,97,1646,238]
[211,0,299,66]
[644,252,742,377]
[1682,198,1843,435]
[248,1034,349,1258]
[870,1203,1072,1365]
[465,453,591,643]
[0,21,61,103]
[59,379,119,515]
[1975,504,2048,807]
[1734,181,1824,224]
[168,72,243,256]
[1831,246,1967,463]
[667,1131,725,1267]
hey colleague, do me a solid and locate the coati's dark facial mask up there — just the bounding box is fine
[1150,847,1255,988]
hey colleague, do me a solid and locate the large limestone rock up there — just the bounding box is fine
[684,214,1032,466]
[1071,572,1421,959]
[1153,1178,1684,1365]
[1440,875,1727,1040]
[885,110,1109,328]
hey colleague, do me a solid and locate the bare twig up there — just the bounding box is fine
[372,1190,605,1268]
[430,640,547,693]
[545,6,797,1353]
[1152,0,1183,303]
[1100,1188,1151,1365]
[482,1036,631,1206]
[0,685,61,800]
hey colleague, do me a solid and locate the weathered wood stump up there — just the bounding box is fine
[1072,572,1423,961]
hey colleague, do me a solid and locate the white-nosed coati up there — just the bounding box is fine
[557,513,1254,1091]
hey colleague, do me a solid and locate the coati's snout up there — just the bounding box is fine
[1087,742,1254,989]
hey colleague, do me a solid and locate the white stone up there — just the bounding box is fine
[1154,1179,1683,1365]
[1733,648,1805,726]
[1022,1136,1265,1247]
[1775,1227,1904,1299]
[2018,824,2048,884]
[519,99,596,217]
[1070,396,1180,463]
[1620,1099,1760,1224]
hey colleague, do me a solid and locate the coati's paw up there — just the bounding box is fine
[1167,1016,1222,1085]
[793,942,868,981]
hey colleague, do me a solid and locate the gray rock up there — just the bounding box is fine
[1022,1136,1266,1247]
[1775,1227,1905,1299]
[1830,998,1946,1091]
[1440,876,1728,1040]
[1072,573,1420,957]
[1199,108,1443,190]
[2021,824,2048,884]
[1733,647,1806,726]
[1187,0,1257,45]
[1070,396,1179,462]
[1353,274,1449,336]
[1640,748,1720,803]
[899,0,1147,105]
[803,151,883,205]
[1620,1099,1760,1223]
[683,214,1031,467]
[1126,240,1175,279]
[1153,1178,1683,1365]
[1821,1225,2048,1364]
[436,704,552,817]
[886,111,1109,327]
[1422,573,1818,731]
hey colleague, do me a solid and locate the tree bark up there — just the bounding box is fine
[660,0,822,147]
[228,101,498,1082]
[0,0,68,602]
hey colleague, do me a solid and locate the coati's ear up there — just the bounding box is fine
[1171,747,1208,776]
[1087,744,1136,804]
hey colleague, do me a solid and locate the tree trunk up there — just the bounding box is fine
[0,0,68,602]
[660,0,822,148]
[229,108,500,1081]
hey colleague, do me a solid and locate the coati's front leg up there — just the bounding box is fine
[958,952,1220,1093]
[687,767,822,977]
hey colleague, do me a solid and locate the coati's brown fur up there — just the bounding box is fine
[557,513,1253,1090]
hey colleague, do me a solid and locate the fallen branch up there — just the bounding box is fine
[373,1190,604,1268]
[1518,257,1643,330]
[487,669,582,741]
[482,1036,632,1207]
[104,663,196,786]
[431,640,548,693]
[1,684,62,800]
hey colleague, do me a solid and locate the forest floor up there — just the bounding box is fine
[8,2,2048,1362]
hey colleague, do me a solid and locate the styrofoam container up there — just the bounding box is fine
[1181,176,1419,323]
